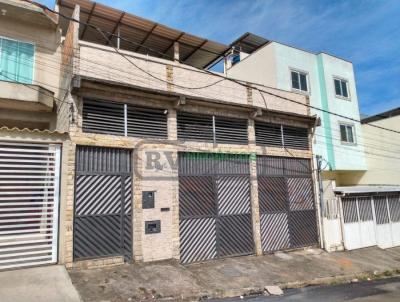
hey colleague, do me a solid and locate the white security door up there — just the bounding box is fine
[0,142,60,270]
[388,195,400,247]
[373,196,392,248]
[341,197,376,250]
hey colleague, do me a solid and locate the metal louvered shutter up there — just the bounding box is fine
[283,126,309,150]
[82,99,125,135]
[255,122,283,147]
[177,112,214,142]
[0,142,61,270]
[126,105,167,139]
[215,117,248,145]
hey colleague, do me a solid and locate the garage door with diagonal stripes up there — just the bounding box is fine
[74,146,133,261]
[179,152,253,264]
[257,156,318,253]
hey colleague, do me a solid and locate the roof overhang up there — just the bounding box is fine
[57,0,230,69]
[230,32,270,54]
[0,0,58,27]
[335,185,400,196]
[361,107,400,124]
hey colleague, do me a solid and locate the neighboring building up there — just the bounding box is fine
[0,0,66,270]
[54,0,320,268]
[224,33,369,251]
[341,107,400,185]
[332,109,400,252]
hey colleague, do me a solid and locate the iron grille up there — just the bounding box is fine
[177,112,248,145]
[74,146,133,261]
[178,152,253,263]
[255,121,309,150]
[214,117,248,145]
[82,99,167,139]
[177,112,214,142]
[126,105,167,139]
[255,122,282,147]
[82,99,125,136]
[388,195,400,222]
[358,197,373,222]
[374,196,390,225]
[342,197,358,223]
[283,126,309,150]
[257,155,318,253]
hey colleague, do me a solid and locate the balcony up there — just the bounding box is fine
[0,80,54,112]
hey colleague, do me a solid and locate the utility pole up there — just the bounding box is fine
[316,155,326,250]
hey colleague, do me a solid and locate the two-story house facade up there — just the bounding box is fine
[54,0,322,268]
[0,0,326,271]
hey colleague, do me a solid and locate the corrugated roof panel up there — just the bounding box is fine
[57,0,230,69]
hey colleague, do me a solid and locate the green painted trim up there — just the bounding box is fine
[317,54,335,170]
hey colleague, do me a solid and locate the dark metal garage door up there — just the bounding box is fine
[73,146,133,261]
[179,152,253,264]
[257,156,318,252]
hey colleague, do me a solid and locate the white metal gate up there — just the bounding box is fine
[341,194,400,250]
[0,142,60,270]
[374,195,400,249]
[341,197,376,250]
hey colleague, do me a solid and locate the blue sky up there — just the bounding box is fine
[40,0,399,115]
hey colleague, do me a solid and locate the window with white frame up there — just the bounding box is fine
[291,70,308,92]
[0,37,34,84]
[340,124,355,144]
[334,78,349,98]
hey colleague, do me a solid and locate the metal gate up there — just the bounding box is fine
[341,197,376,250]
[0,142,61,270]
[74,146,132,261]
[257,156,318,252]
[179,153,253,264]
[341,194,400,250]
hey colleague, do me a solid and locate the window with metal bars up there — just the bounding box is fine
[255,121,309,150]
[82,99,168,139]
[177,112,214,142]
[283,126,309,150]
[177,111,248,145]
[255,122,282,147]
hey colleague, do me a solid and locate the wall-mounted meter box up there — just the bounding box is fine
[142,191,155,209]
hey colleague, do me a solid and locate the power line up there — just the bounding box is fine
[32,1,400,136]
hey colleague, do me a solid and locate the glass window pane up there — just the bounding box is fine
[0,38,19,82]
[340,125,347,142]
[334,79,341,96]
[346,126,354,143]
[341,80,348,98]
[300,73,308,91]
[17,42,34,84]
[291,71,300,89]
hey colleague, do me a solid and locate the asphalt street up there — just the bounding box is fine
[210,277,400,302]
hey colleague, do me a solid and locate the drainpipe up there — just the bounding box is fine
[316,155,327,250]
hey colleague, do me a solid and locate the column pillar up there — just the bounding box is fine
[248,119,262,255]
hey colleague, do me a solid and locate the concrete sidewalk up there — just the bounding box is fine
[0,265,81,302]
[69,247,400,302]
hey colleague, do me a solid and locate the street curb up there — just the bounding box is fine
[153,268,400,301]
